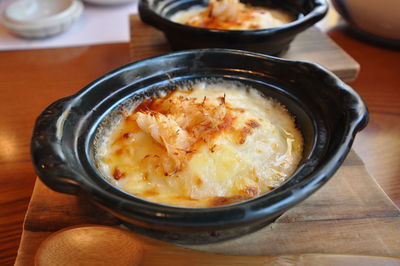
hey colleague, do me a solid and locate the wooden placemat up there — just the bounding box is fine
[129,15,360,82]
[15,151,400,265]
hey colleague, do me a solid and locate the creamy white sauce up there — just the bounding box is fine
[97,81,303,207]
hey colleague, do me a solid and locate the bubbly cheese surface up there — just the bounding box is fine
[97,81,303,207]
[170,0,293,30]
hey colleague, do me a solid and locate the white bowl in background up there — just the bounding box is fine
[2,0,84,38]
[332,0,400,44]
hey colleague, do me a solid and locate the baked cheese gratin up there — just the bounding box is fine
[97,81,303,207]
[170,0,293,30]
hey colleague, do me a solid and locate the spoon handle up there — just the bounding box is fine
[35,226,400,266]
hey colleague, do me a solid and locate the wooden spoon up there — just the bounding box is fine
[35,225,400,266]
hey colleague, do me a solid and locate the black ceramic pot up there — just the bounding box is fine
[138,0,328,55]
[31,49,368,244]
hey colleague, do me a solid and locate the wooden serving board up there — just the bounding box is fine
[15,151,400,265]
[129,15,360,82]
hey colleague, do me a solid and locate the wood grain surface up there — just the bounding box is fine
[0,44,133,265]
[14,151,400,265]
[327,24,400,209]
[33,226,400,266]
[1,10,400,266]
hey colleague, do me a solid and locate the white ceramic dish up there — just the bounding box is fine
[2,0,84,38]
[333,0,400,44]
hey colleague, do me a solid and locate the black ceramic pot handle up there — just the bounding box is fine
[296,60,369,135]
[347,89,369,133]
[31,97,82,195]
[330,70,369,133]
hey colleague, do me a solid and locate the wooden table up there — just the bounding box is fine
[1,17,399,266]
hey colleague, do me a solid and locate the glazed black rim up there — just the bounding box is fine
[32,49,368,229]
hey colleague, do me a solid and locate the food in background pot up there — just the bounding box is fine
[170,0,294,30]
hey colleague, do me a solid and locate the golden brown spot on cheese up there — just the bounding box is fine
[123,132,134,139]
[113,167,125,180]
[236,120,260,144]
[165,168,178,176]
[238,126,252,144]
[195,177,203,187]
[228,106,245,113]
[142,154,160,161]
[210,144,217,153]
[247,120,260,128]
[142,172,149,181]
[173,195,199,201]
[134,98,154,113]
[143,189,159,196]
[218,113,235,131]
[134,90,178,114]
[218,94,226,105]
[209,195,250,207]
[115,148,124,156]
[242,186,259,197]
[249,24,260,29]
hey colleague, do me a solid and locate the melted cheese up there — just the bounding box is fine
[97,81,303,207]
[170,0,293,30]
